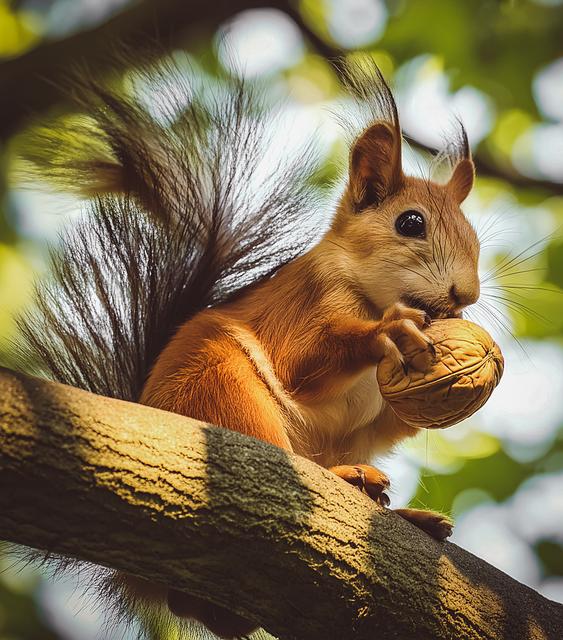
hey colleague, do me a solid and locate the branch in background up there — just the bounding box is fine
[0,0,288,141]
[1,366,562,640]
[288,8,563,198]
[0,0,561,197]
[404,135,563,196]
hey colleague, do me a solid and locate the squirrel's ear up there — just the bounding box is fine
[448,158,475,203]
[349,122,402,212]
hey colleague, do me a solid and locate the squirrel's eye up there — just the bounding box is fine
[395,210,426,238]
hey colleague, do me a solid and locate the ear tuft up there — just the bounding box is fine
[349,122,402,212]
[448,158,474,203]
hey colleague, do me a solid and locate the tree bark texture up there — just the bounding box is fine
[0,367,561,640]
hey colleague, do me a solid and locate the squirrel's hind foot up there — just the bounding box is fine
[329,465,453,541]
[394,508,453,541]
[329,463,391,507]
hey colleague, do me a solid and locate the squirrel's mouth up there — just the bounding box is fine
[403,295,461,320]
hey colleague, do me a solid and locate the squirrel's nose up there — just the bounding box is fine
[450,282,480,308]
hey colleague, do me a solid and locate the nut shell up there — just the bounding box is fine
[377,319,504,429]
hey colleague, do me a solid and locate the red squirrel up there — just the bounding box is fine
[18,57,479,638]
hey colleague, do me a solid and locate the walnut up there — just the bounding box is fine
[377,319,504,429]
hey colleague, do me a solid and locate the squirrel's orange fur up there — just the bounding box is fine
[141,163,479,465]
[137,120,479,637]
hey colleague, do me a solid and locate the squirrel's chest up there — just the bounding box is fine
[295,367,386,450]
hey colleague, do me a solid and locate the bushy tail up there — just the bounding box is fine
[15,55,320,401]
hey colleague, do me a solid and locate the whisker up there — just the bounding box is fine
[325,238,348,252]
[425,181,447,278]
[483,266,545,283]
[483,284,560,294]
[476,299,531,360]
[379,257,436,286]
[482,234,553,283]
[474,211,519,249]
[482,292,550,324]
[472,301,508,337]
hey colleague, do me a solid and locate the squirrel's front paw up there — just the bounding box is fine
[329,464,390,507]
[373,303,435,372]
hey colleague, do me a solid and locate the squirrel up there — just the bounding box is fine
[16,56,480,639]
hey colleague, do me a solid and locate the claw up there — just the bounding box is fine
[330,465,391,508]
[357,467,366,491]
[394,508,454,541]
[423,313,432,327]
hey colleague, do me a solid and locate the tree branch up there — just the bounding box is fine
[0,0,288,141]
[0,367,562,639]
[287,9,563,197]
[403,135,563,196]
[1,0,561,196]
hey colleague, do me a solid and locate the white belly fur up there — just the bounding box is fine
[295,367,386,465]
[229,326,387,466]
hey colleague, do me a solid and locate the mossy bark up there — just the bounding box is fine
[0,367,561,639]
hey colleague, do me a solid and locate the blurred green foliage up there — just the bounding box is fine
[0,0,562,638]
[0,0,39,57]
[0,582,62,640]
[381,0,562,113]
